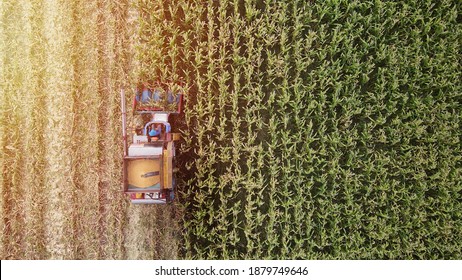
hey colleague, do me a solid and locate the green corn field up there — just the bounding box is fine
[1,0,461,259]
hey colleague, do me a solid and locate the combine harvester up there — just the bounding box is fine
[120,84,183,204]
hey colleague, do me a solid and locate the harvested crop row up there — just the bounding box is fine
[0,0,180,259]
[1,0,29,259]
[21,0,48,259]
[41,0,75,258]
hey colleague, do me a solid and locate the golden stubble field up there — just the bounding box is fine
[0,0,179,259]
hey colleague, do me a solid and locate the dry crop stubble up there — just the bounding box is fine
[0,0,5,258]
[20,0,48,259]
[42,0,75,259]
[1,0,36,259]
[69,0,101,259]
[0,0,181,259]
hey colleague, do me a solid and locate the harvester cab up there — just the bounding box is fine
[121,84,183,204]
